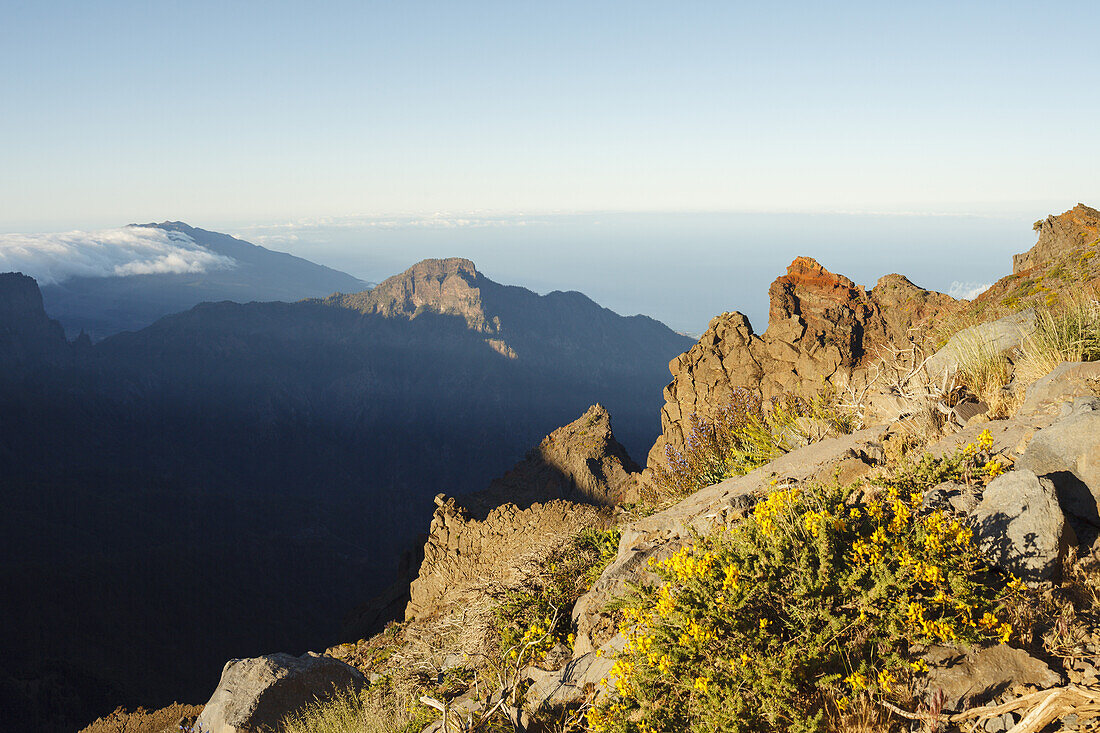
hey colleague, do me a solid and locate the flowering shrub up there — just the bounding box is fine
[655,389,858,498]
[589,445,1021,733]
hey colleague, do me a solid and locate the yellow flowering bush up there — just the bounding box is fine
[589,456,1021,732]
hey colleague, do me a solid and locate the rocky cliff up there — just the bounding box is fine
[647,257,955,469]
[0,271,72,371]
[405,404,635,623]
[1015,203,1100,275]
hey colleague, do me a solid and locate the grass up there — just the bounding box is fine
[1015,293,1100,384]
[948,331,1016,417]
[280,685,436,733]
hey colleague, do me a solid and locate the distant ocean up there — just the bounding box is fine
[234,211,1038,336]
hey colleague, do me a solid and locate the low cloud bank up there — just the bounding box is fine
[948,281,993,300]
[0,226,236,285]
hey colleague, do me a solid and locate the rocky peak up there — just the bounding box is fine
[766,256,876,367]
[329,257,498,334]
[464,404,641,517]
[0,272,71,370]
[1015,203,1100,274]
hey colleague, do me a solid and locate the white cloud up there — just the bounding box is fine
[948,281,992,300]
[0,226,236,285]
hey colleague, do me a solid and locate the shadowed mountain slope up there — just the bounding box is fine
[0,259,691,730]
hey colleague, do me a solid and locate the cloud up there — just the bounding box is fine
[0,226,236,285]
[948,281,992,300]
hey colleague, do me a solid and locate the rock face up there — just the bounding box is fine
[647,257,954,469]
[332,258,497,334]
[468,404,641,514]
[195,652,365,733]
[404,404,636,623]
[1018,401,1100,535]
[0,272,71,371]
[1015,203,1100,274]
[1018,361,1100,419]
[405,496,612,624]
[972,470,1075,581]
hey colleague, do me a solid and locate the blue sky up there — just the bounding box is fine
[2,1,1098,229]
[1,2,1097,332]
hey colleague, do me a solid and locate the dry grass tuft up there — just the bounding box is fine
[281,686,430,733]
[1016,293,1100,384]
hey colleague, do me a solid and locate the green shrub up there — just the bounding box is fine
[589,443,1020,733]
[493,526,622,660]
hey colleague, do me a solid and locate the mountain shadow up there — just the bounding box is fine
[0,258,691,731]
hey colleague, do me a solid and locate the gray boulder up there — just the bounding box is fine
[923,310,1035,383]
[195,652,366,733]
[1017,361,1100,419]
[1017,402,1100,525]
[971,470,1075,581]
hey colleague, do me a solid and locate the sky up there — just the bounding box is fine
[1,1,1098,330]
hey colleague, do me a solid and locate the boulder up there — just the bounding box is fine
[1017,361,1100,420]
[1017,401,1100,534]
[195,652,365,733]
[971,470,1075,581]
[923,644,1061,711]
[922,310,1035,383]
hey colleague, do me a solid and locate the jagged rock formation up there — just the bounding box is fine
[405,405,635,623]
[405,496,612,624]
[465,404,641,515]
[646,257,955,469]
[1015,203,1100,274]
[962,203,1100,319]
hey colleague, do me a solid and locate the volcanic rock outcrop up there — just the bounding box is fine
[465,404,641,515]
[405,405,635,623]
[647,257,955,469]
[1015,203,1100,275]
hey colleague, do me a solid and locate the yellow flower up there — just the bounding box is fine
[845,672,867,691]
[878,669,894,693]
[978,429,995,451]
[693,676,709,694]
[984,459,1004,477]
[657,655,672,674]
[909,659,929,673]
